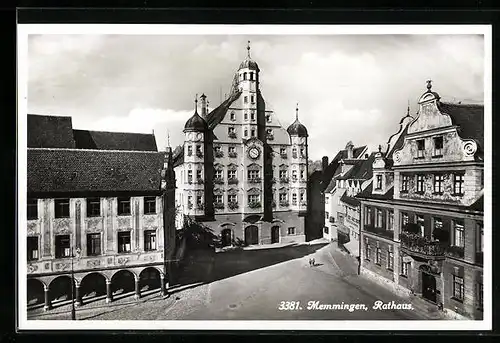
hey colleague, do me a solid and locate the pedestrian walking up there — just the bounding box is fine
[308,258,312,267]
[311,258,315,267]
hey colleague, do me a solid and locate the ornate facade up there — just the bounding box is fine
[26,114,176,311]
[173,43,308,246]
[357,82,484,320]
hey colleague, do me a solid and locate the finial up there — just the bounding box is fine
[167,130,170,147]
[200,93,206,99]
[296,102,299,120]
[194,94,198,113]
[407,100,410,116]
[426,79,432,91]
[378,144,382,153]
[247,40,251,58]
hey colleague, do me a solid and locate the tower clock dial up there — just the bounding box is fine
[248,146,260,159]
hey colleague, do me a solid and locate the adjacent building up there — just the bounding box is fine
[172,43,309,246]
[26,114,176,311]
[357,81,484,320]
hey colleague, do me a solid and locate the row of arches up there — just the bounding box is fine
[27,267,166,311]
[220,225,281,247]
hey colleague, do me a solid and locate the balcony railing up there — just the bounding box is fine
[279,177,289,183]
[214,202,224,209]
[214,150,224,158]
[228,201,239,210]
[248,201,262,209]
[399,231,445,257]
[248,177,262,183]
[365,225,394,240]
[228,152,237,158]
[228,178,238,184]
[445,245,465,259]
[280,153,287,159]
[228,132,237,139]
[213,177,224,184]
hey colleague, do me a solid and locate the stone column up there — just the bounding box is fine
[134,276,141,300]
[106,280,113,303]
[43,285,51,311]
[75,282,82,306]
[160,274,166,296]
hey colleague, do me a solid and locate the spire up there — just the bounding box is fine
[426,79,432,91]
[167,130,170,148]
[407,100,410,116]
[247,40,251,58]
[378,144,382,153]
[295,102,299,121]
[194,94,198,113]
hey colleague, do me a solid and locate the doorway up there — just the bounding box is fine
[422,271,437,303]
[244,225,259,246]
[271,226,280,244]
[221,228,232,247]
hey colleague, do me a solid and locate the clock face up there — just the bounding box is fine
[248,147,260,159]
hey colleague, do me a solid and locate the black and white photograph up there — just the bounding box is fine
[17,24,491,331]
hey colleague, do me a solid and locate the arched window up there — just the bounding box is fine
[243,72,247,80]
[250,72,254,81]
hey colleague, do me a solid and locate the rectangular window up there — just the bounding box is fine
[118,197,131,215]
[325,197,329,205]
[228,127,235,134]
[376,175,382,190]
[388,250,394,270]
[27,199,38,220]
[228,194,237,203]
[324,226,329,234]
[196,144,202,154]
[433,136,443,156]
[118,231,131,253]
[244,112,248,120]
[248,194,259,203]
[288,227,295,235]
[454,220,465,247]
[187,145,193,155]
[376,209,383,228]
[388,211,394,231]
[86,233,101,256]
[86,197,101,217]
[55,235,71,258]
[434,174,444,194]
[230,112,236,121]
[266,114,272,123]
[300,170,305,180]
[27,237,38,261]
[215,169,223,179]
[417,215,425,236]
[453,173,465,195]
[251,112,255,120]
[434,217,443,232]
[453,275,464,301]
[292,170,298,180]
[416,174,425,193]
[187,195,193,208]
[196,170,202,180]
[280,147,286,154]
[214,194,223,204]
[228,170,236,179]
[401,262,410,277]
[55,199,70,218]
[197,195,203,206]
[300,192,305,201]
[244,96,248,103]
[248,170,260,179]
[279,193,287,202]
[251,129,256,137]
[325,212,329,219]
[401,212,409,227]
[292,193,298,204]
[416,139,425,158]
[300,147,305,157]
[365,244,371,260]
[187,170,193,183]
[144,230,157,251]
[292,148,297,158]
[365,206,372,225]
[401,174,409,193]
[279,170,287,179]
[375,247,381,265]
[251,95,255,103]
[143,196,156,214]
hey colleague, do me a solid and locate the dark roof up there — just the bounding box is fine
[239,57,260,71]
[28,149,163,194]
[287,116,308,137]
[184,110,208,132]
[437,101,484,152]
[28,114,76,149]
[468,194,483,212]
[338,152,376,180]
[386,125,409,159]
[322,145,367,193]
[73,129,157,151]
[206,91,242,129]
[340,193,361,207]
[356,182,394,201]
[172,145,184,167]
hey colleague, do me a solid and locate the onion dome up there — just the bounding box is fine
[238,40,260,72]
[287,104,308,137]
[184,96,207,132]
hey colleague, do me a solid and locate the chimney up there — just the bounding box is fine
[200,93,207,118]
[321,156,329,172]
[347,145,353,159]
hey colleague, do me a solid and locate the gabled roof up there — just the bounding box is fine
[73,129,157,151]
[206,91,242,130]
[437,102,484,148]
[28,149,163,194]
[321,145,368,193]
[28,114,76,149]
[340,193,361,207]
[172,145,184,168]
[356,182,394,201]
[468,194,483,212]
[386,125,409,159]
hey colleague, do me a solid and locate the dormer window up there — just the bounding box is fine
[375,175,382,190]
[230,112,236,121]
[433,136,443,156]
[416,139,425,158]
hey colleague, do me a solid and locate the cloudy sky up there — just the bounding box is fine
[27,33,484,160]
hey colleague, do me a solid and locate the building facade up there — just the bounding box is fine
[26,114,176,311]
[173,44,309,246]
[357,82,484,320]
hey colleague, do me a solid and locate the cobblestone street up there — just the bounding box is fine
[29,242,436,321]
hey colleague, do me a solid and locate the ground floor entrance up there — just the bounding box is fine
[271,226,280,244]
[421,270,437,303]
[245,225,259,245]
